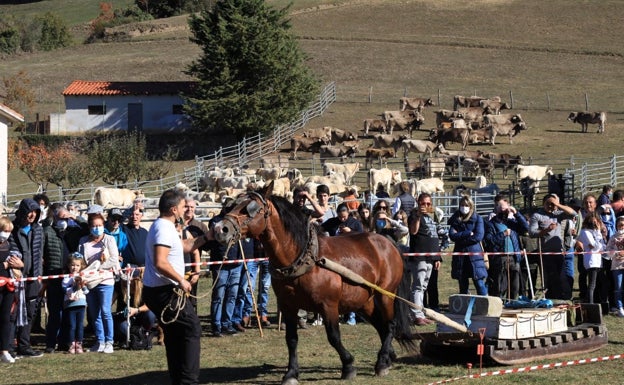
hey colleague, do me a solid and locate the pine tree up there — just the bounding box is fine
[185,0,319,139]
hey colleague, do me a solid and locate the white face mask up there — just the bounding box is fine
[604,215,611,221]
[618,229,624,235]
[0,231,10,243]
[459,206,470,215]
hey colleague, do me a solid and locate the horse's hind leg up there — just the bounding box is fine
[366,300,395,376]
[282,315,300,385]
[324,315,356,380]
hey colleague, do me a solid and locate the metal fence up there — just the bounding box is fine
[184,81,337,189]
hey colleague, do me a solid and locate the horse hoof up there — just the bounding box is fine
[341,368,357,380]
[375,367,390,377]
[282,378,299,385]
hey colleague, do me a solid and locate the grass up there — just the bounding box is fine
[8,261,624,385]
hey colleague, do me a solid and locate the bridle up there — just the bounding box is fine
[220,192,271,251]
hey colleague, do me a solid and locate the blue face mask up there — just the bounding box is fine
[67,219,78,228]
[376,219,386,230]
[90,226,104,237]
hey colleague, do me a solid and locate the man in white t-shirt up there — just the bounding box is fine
[143,189,211,385]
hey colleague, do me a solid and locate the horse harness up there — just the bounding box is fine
[269,223,320,280]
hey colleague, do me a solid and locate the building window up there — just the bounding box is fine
[172,104,184,115]
[88,105,106,115]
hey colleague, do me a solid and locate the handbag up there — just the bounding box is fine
[480,241,490,270]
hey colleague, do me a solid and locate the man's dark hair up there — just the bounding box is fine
[614,190,624,201]
[316,184,330,195]
[158,189,185,214]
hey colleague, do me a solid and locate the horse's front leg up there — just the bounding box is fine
[282,315,300,385]
[324,312,356,380]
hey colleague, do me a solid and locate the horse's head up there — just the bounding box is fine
[213,190,271,247]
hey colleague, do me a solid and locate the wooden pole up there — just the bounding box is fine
[318,257,468,332]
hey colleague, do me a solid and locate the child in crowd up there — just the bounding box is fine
[62,252,89,354]
[576,213,606,304]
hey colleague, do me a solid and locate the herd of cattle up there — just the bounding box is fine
[5,95,606,220]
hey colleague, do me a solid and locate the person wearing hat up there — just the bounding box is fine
[320,202,363,236]
[105,208,128,264]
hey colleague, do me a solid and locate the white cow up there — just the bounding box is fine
[322,162,360,185]
[367,168,402,194]
[93,187,144,208]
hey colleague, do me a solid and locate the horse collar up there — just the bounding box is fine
[270,223,319,280]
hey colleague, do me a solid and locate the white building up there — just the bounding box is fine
[0,103,24,206]
[50,80,194,134]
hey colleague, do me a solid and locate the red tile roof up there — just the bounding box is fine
[62,80,195,96]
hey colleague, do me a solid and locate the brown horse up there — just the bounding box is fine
[214,185,414,385]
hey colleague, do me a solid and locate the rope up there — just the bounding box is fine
[160,286,211,325]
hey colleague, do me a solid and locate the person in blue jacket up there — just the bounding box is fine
[448,195,487,295]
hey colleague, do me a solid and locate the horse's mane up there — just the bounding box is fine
[268,195,309,251]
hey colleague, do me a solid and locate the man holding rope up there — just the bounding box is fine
[143,189,211,385]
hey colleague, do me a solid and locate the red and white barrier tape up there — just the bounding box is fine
[8,257,270,284]
[426,353,623,385]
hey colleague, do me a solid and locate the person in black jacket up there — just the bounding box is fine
[10,198,44,357]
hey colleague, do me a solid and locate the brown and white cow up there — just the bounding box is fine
[302,126,332,141]
[387,112,425,137]
[365,147,395,168]
[567,111,607,133]
[331,128,358,143]
[479,99,511,115]
[363,119,388,135]
[319,143,360,163]
[290,135,330,159]
[487,121,527,145]
[372,133,408,154]
[399,97,436,112]
[428,123,470,150]
[454,95,500,110]
[434,109,464,129]
[402,139,446,158]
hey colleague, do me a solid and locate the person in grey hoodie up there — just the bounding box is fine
[9,198,44,357]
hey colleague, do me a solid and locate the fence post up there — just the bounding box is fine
[546,92,550,112]
[438,89,441,109]
[509,90,514,110]
[611,154,617,188]
[585,93,589,111]
[368,86,373,103]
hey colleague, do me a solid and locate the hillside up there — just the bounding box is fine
[2,0,624,196]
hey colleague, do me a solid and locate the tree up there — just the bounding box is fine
[3,70,35,130]
[36,12,71,51]
[185,0,319,139]
[89,133,176,187]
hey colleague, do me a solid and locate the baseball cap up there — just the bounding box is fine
[108,208,124,219]
[86,204,104,215]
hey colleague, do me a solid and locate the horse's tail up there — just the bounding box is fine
[393,257,418,352]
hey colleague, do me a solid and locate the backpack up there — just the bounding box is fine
[129,324,150,350]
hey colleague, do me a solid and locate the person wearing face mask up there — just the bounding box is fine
[448,195,487,296]
[597,185,613,206]
[606,217,624,317]
[78,213,120,354]
[9,198,44,358]
[483,199,529,301]
[33,194,50,225]
[41,203,75,353]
